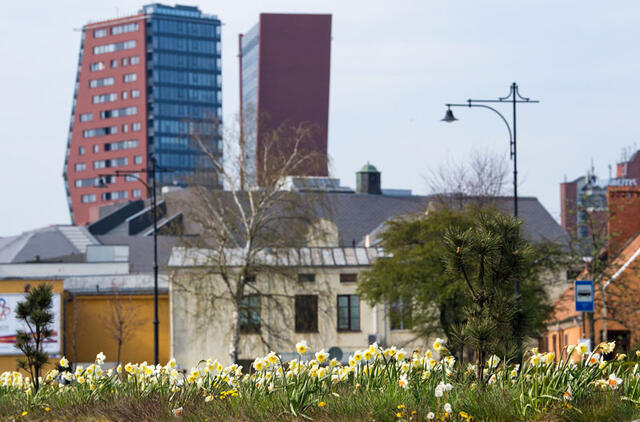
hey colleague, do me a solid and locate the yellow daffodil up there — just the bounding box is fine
[315,350,329,363]
[296,340,308,355]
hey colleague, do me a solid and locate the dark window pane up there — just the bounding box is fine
[340,273,357,283]
[390,297,413,330]
[298,273,315,282]
[350,297,360,331]
[337,295,360,332]
[240,295,260,334]
[295,295,318,333]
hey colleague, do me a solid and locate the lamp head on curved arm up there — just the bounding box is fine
[441,106,458,123]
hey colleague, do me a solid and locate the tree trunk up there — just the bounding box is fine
[116,331,122,367]
[72,294,78,370]
[476,348,485,385]
[229,306,240,365]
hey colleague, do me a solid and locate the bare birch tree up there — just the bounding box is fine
[172,113,332,364]
[425,148,509,208]
[105,286,146,366]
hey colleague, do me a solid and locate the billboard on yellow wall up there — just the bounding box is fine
[0,293,62,356]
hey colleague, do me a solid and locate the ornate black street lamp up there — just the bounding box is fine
[442,82,539,219]
[442,83,539,354]
[98,156,167,365]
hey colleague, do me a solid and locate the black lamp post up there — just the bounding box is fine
[442,82,539,219]
[98,156,166,365]
[442,83,539,354]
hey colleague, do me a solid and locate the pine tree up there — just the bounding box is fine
[15,284,54,393]
[443,213,545,382]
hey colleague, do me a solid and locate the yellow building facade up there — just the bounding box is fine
[0,278,170,373]
[63,292,170,366]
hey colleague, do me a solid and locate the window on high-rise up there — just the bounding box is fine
[74,163,86,172]
[134,155,143,164]
[122,124,128,133]
[122,91,128,100]
[130,56,140,65]
[132,122,141,131]
[81,194,97,203]
[83,126,117,138]
[131,89,140,98]
[100,106,137,119]
[94,29,107,38]
[121,57,128,66]
[110,59,118,68]
[104,139,138,151]
[93,145,99,153]
[93,40,136,55]
[93,157,128,169]
[90,62,105,71]
[132,189,142,198]
[80,113,93,122]
[123,73,137,83]
[89,77,114,88]
[92,93,117,104]
[102,190,128,201]
[111,23,138,35]
[78,146,85,155]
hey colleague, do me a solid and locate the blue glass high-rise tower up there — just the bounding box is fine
[145,4,222,186]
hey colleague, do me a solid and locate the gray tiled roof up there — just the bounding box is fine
[97,235,178,273]
[90,190,568,268]
[325,194,433,247]
[324,194,568,247]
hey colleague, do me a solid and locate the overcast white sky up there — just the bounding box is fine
[1,1,639,236]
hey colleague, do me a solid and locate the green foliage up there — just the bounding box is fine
[443,212,554,373]
[358,206,559,361]
[14,284,54,393]
[358,207,476,350]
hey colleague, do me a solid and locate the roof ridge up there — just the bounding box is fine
[0,232,34,262]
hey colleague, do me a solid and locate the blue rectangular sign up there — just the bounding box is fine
[575,280,594,312]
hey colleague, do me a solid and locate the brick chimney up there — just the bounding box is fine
[607,185,640,254]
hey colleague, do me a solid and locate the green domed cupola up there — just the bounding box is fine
[356,162,381,195]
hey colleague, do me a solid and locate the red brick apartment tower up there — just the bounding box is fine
[63,16,149,225]
[63,5,223,225]
[239,14,331,185]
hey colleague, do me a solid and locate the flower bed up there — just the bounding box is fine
[1,339,639,421]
